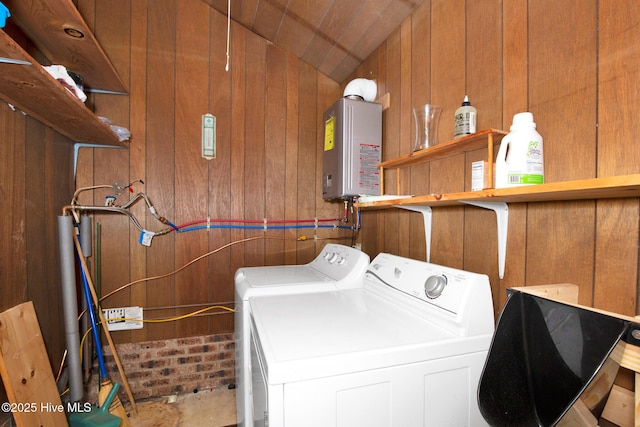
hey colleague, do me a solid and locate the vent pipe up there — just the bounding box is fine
[343,78,377,102]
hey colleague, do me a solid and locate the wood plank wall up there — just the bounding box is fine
[2,0,639,397]
[0,106,74,408]
[71,0,348,344]
[353,0,640,322]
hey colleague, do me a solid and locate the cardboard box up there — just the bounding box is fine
[472,161,490,191]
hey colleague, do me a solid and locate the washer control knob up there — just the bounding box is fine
[328,253,340,264]
[424,275,447,299]
[323,251,333,260]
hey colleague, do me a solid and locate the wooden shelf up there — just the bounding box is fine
[3,0,127,93]
[0,29,126,146]
[355,174,640,209]
[379,129,507,194]
[361,129,640,279]
[357,174,640,279]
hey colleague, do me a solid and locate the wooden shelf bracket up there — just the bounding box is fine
[462,201,509,279]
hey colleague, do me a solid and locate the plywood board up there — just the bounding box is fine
[0,302,68,427]
[601,384,634,427]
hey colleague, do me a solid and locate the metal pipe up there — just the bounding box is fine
[79,215,92,258]
[57,215,83,401]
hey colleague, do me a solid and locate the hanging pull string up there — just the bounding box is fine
[225,0,231,71]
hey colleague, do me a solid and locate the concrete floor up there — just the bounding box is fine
[127,387,236,427]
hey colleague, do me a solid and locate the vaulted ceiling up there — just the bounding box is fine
[202,0,425,83]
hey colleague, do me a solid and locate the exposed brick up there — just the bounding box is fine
[142,377,171,387]
[188,344,211,354]
[140,358,169,369]
[127,370,153,380]
[121,352,140,361]
[219,359,234,369]
[152,383,181,396]
[206,334,233,343]
[141,341,168,349]
[174,373,204,383]
[206,369,229,379]
[159,367,176,377]
[138,351,154,360]
[176,337,203,345]
[177,355,202,364]
[157,348,185,357]
[84,333,236,401]
[195,363,218,372]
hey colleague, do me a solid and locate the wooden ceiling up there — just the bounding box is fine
[202,0,425,83]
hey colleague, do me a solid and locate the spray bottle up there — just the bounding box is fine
[495,112,544,188]
[454,95,477,139]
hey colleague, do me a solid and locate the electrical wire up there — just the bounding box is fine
[66,182,358,239]
[61,304,234,398]
[100,235,287,303]
[105,305,235,325]
[61,188,361,394]
[71,184,113,206]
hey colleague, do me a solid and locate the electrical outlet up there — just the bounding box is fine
[102,306,143,331]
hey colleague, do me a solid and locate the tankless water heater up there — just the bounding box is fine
[322,98,382,200]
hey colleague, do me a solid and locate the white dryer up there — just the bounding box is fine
[234,243,370,427]
[249,253,495,427]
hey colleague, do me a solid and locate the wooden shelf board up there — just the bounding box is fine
[355,174,640,209]
[3,0,127,93]
[0,30,126,145]
[379,128,507,169]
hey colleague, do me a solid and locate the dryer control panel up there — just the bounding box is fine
[309,244,370,283]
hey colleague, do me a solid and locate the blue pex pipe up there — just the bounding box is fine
[79,262,108,379]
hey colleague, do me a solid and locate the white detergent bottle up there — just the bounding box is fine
[495,112,544,188]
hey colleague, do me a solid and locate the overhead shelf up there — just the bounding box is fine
[378,129,507,194]
[358,129,640,279]
[3,0,127,93]
[0,29,126,146]
[355,174,640,209]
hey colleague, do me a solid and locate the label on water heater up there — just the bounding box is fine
[358,143,381,190]
[324,116,335,151]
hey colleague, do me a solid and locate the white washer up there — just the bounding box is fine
[249,253,495,427]
[234,244,370,427]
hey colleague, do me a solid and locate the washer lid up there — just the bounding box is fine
[250,288,492,385]
[236,265,332,287]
